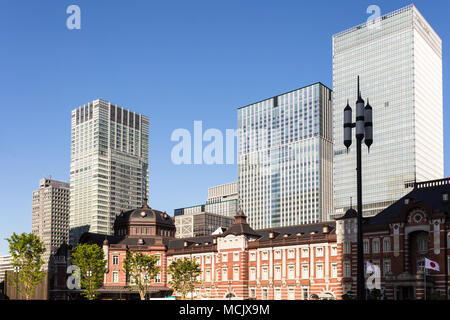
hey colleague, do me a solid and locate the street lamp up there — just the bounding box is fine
[86,270,92,299]
[14,266,20,299]
[343,76,373,301]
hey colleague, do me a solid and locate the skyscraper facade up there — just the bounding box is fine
[31,177,70,267]
[70,99,149,243]
[238,83,333,229]
[332,5,443,218]
[207,181,238,203]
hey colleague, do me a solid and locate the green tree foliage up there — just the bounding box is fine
[71,243,106,300]
[6,232,46,300]
[427,289,446,300]
[366,288,382,300]
[123,251,160,300]
[167,257,201,299]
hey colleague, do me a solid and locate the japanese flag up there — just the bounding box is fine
[425,258,440,271]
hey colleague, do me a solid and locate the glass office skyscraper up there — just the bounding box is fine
[332,5,443,218]
[238,83,333,229]
[70,99,149,243]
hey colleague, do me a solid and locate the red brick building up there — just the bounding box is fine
[50,178,450,300]
[337,178,450,299]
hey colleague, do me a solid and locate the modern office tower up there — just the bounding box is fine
[174,211,234,238]
[0,255,12,283]
[332,5,443,218]
[207,182,238,203]
[238,83,333,229]
[174,200,238,218]
[31,177,70,268]
[174,182,239,218]
[70,99,149,244]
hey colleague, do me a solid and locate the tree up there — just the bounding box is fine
[71,243,106,300]
[366,288,382,300]
[6,232,46,300]
[123,251,160,300]
[167,257,201,299]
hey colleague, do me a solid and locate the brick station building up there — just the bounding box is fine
[337,178,450,299]
[50,178,450,300]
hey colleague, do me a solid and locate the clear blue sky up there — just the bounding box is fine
[0,0,449,254]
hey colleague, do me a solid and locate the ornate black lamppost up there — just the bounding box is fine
[343,76,373,300]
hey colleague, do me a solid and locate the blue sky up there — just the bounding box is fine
[0,0,449,254]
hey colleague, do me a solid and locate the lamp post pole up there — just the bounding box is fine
[14,266,19,299]
[356,135,365,300]
[343,76,373,301]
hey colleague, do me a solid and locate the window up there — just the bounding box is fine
[287,249,295,259]
[205,269,211,282]
[288,265,295,279]
[222,268,228,281]
[302,288,309,300]
[274,288,282,300]
[372,239,380,253]
[249,252,256,261]
[274,250,281,260]
[249,267,256,281]
[418,237,428,253]
[344,261,351,277]
[301,248,309,258]
[112,271,119,283]
[155,272,161,283]
[274,265,281,280]
[331,246,337,256]
[205,255,211,264]
[316,247,324,257]
[112,255,119,265]
[250,288,256,298]
[331,263,338,278]
[233,252,239,261]
[261,251,268,260]
[301,264,309,279]
[262,288,268,300]
[233,267,239,281]
[222,253,228,262]
[288,287,295,300]
[363,240,370,254]
[383,238,391,252]
[262,266,269,280]
[316,263,324,278]
[344,242,351,254]
[383,260,391,276]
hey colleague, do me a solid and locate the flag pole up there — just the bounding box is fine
[424,267,427,300]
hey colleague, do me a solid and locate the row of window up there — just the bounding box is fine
[198,262,339,282]
[343,238,391,254]
[175,246,339,266]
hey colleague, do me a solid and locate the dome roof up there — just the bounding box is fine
[115,201,174,227]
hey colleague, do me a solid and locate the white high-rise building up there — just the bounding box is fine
[207,181,238,203]
[332,5,443,218]
[238,83,333,229]
[0,255,12,283]
[31,177,70,268]
[70,99,149,243]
